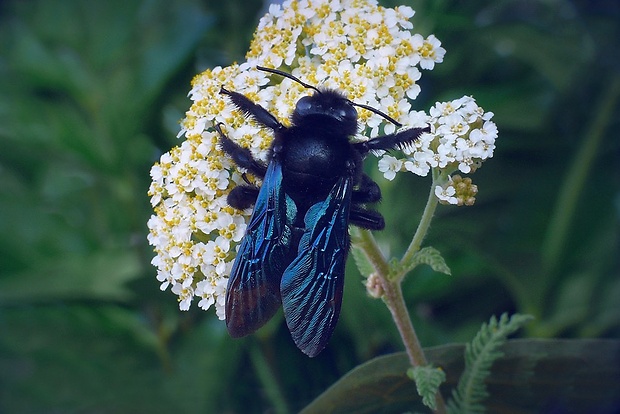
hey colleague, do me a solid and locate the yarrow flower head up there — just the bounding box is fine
[435,174,478,206]
[147,0,482,315]
[378,95,497,208]
[380,96,497,180]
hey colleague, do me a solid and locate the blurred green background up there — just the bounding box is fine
[0,0,618,412]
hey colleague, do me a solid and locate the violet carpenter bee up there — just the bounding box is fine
[216,66,429,357]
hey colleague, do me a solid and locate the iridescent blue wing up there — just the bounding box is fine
[225,161,295,337]
[280,175,352,357]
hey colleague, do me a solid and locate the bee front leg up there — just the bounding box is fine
[227,185,260,210]
[354,126,430,154]
[220,87,285,133]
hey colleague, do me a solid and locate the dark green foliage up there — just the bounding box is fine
[301,339,620,413]
[1,0,618,412]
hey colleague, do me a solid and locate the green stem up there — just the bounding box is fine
[400,168,441,275]
[382,279,447,413]
[357,202,447,413]
[541,75,620,275]
[357,228,390,275]
[249,341,289,414]
[383,282,427,366]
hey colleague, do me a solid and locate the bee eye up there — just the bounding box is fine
[295,96,313,115]
[336,108,348,119]
[343,104,357,120]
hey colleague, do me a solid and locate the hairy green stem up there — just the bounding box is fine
[382,279,447,413]
[399,169,441,277]
[358,181,447,413]
[357,228,390,275]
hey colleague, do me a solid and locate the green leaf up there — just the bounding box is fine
[349,228,377,279]
[301,339,620,414]
[0,250,142,303]
[447,313,533,414]
[300,344,462,414]
[534,272,595,337]
[400,246,451,277]
[586,276,620,337]
[350,244,375,279]
[0,305,240,413]
[407,365,446,411]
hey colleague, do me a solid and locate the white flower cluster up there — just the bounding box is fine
[147,0,471,315]
[378,96,497,181]
[245,0,445,136]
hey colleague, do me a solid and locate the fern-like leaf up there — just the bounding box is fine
[447,313,533,414]
[398,246,451,278]
[407,365,446,410]
[349,228,376,278]
[350,243,375,278]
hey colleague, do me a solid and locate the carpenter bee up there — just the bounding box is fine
[216,66,429,357]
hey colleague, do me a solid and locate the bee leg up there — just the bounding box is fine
[352,174,381,203]
[350,174,384,229]
[220,87,285,132]
[350,207,385,230]
[353,126,430,155]
[228,185,259,210]
[215,123,267,178]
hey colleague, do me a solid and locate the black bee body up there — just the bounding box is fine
[217,67,428,357]
[280,95,359,219]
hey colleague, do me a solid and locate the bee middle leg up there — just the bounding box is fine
[352,174,381,203]
[215,123,267,178]
[227,185,259,210]
[350,206,384,230]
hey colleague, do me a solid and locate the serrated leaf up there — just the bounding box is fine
[350,245,375,278]
[402,246,451,276]
[408,365,446,411]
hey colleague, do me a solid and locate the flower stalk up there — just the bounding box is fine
[357,171,447,413]
[382,280,448,413]
[399,168,441,278]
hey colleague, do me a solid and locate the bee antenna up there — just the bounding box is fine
[351,102,402,127]
[257,66,322,94]
[257,66,402,127]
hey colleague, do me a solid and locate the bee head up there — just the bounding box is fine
[291,89,358,132]
[256,66,402,134]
